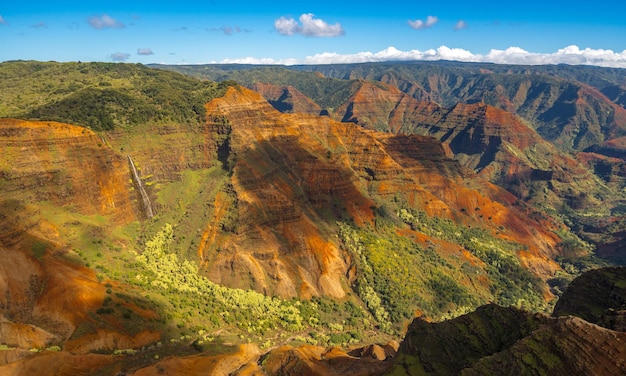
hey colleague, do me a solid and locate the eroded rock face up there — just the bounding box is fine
[393,303,626,376]
[0,118,154,355]
[196,87,563,299]
[553,267,626,327]
[199,88,362,298]
[131,343,261,376]
[334,82,615,215]
[253,82,323,116]
[0,352,114,376]
[0,119,138,223]
[0,76,623,376]
[0,90,565,304]
[0,247,107,349]
[306,64,626,153]
[262,344,393,376]
[463,316,626,376]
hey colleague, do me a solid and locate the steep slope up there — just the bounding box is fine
[335,82,618,217]
[3,61,622,375]
[390,304,626,376]
[0,78,570,335]
[292,61,626,152]
[197,87,567,311]
[156,61,626,153]
[0,119,164,357]
[392,267,626,376]
[461,315,626,376]
[90,62,626,265]
[163,62,626,265]
[553,267,626,328]
[391,304,547,375]
[252,82,322,115]
[240,71,625,263]
[0,119,138,222]
[150,63,357,113]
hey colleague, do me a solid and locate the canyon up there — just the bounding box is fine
[0,60,625,374]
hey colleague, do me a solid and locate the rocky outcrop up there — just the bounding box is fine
[462,315,626,376]
[0,351,114,376]
[393,304,548,375]
[392,303,626,376]
[130,343,261,376]
[1,66,625,375]
[262,344,394,376]
[553,267,626,327]
[199,87,362,298]
[0,118,161,357]
[104,121,221,182]
[295,62,626,153]
[334,82,618,216]
[392,268,626,375]
[196,87,564,299]
[0,247,106,347]
[253,82,322,115]
[0,119,138,223]
[173,62,626,264]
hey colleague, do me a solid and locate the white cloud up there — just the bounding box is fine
[454,20,467,31]
[274,17,299,36]
[274,13,344,37]
[89,14,125,29]
[110,52,130,61]
[216,45,626,69]
[0,15,6,25]
[137,48,153,55]
[31,22,47,29]
[220,56,299,65]
[408,16,438,30]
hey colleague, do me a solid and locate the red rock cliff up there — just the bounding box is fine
[198,87,562,299]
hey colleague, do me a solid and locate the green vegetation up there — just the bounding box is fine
[31,240,48,259]
[397,207,547,311]
[140,167,228,261]
[153,61,626,264]
[74,221,386,349]
[152,64,357,112]
[0,61,235,130]
[553,266,626,325]
[133,223,306,333]
[339,221,481,329]
[337,203,554,331]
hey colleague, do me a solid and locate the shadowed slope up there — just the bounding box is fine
[335,82,618,216]
[391,303,626,376]
[198,87,563,304]
[553,266,626,328]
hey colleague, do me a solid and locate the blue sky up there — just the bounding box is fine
[1,1,625,67]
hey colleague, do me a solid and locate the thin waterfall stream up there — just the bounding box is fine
[127,155,154,218]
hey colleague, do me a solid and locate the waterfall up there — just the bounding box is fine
[127,155,154,219]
